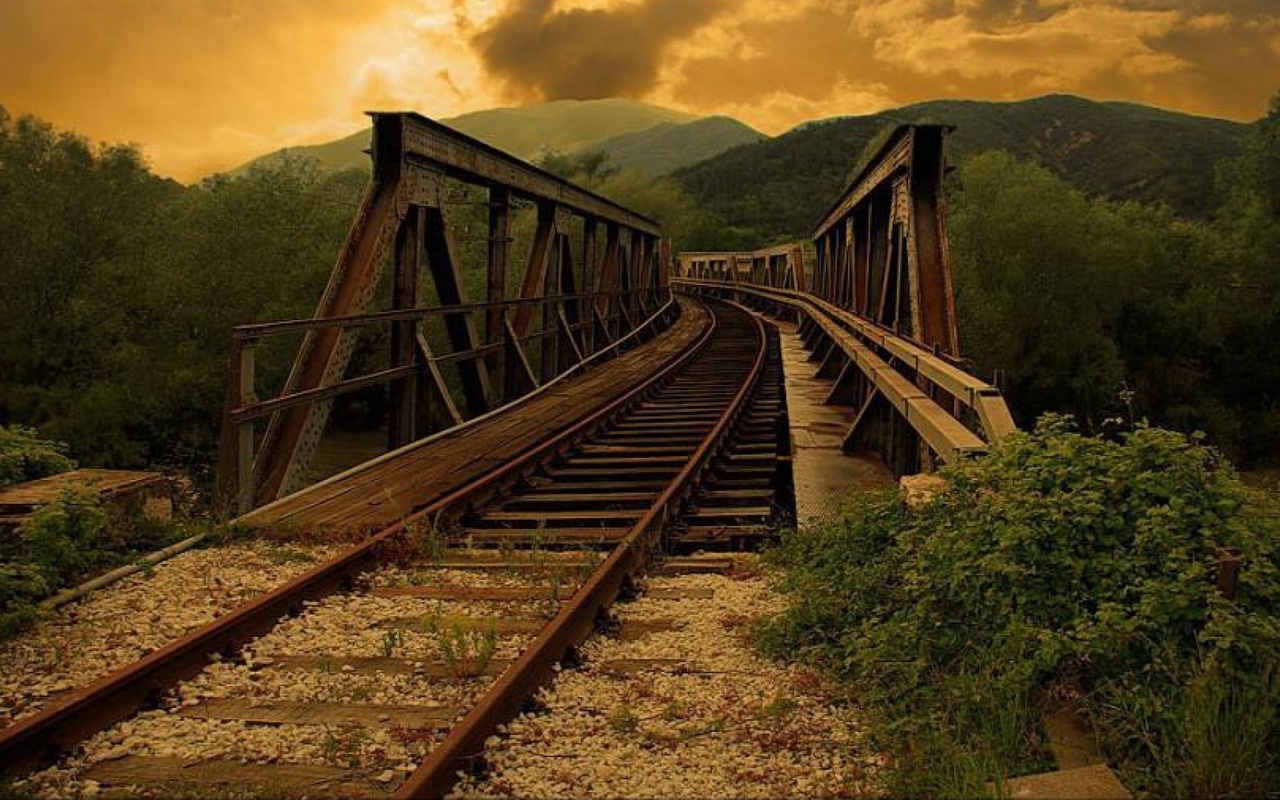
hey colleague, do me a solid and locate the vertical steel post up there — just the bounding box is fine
[388,206,423,450]
[235,342,256,516]
[486,187,511,402]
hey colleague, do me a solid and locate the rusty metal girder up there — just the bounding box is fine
[812,125,959,357]
[225,112,666,514]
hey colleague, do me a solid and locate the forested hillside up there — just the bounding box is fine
[677,94,1247,242]
[588,116,766,176]
[0,105,363,480]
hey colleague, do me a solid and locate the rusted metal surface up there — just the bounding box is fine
[812,125,959,357]
[396,299,767,799]
[221,113,669,514]
[681,279,1011,476]
[677,244,806,292]
[673,124,1013,478]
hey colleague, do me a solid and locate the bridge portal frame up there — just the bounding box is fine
[217,113,668,514]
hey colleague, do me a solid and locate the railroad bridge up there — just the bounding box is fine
[0,113,1022,797]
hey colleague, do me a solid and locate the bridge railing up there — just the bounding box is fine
[674,124,1015,477]
[217,113,670,514]
[677,244,805,291]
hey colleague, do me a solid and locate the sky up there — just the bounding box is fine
[1,0,1277,182]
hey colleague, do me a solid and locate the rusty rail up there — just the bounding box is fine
[396,299,767,798]
[0,296,713,776]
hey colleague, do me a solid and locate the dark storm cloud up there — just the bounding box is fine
[473,0,730,100]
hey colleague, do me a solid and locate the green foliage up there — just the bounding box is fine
[949,146,1280,462]
[0,107,364,479]
[17,488,113,587]
[538,149,760,252]
[679,94,1247,242]
[760,417,1280,795]
[0,426,75,488]
[0,487,193,639]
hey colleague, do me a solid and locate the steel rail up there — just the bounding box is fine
[395,300,769,799]
[0,298,714,775]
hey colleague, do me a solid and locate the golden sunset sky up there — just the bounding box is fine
[2,0,1277,182]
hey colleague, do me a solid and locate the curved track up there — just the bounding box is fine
[1,298,787,799]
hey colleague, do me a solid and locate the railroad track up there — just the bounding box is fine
[1,298,790,799]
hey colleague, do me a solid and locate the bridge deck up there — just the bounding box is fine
[242,300,711,533]
[777,321,894,523]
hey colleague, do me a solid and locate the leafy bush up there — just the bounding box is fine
[760,416,1280,796]
[18,487,114,586]
[0,487,193,641]
[0,425,74,488]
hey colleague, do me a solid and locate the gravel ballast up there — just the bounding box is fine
[1,540,342,727]
[454,555,881,799]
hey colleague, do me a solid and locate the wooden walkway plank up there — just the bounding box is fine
[85,756,382,796]
[178,699,459,729]
[244,301,709,533]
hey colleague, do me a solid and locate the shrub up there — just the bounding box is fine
[760,415,1280,795]
[0,425,75,488]
[18,487,114,587]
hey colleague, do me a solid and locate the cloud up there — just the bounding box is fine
[0,0,1276,179]
[472,0,731,100]
[649,0,1279,133]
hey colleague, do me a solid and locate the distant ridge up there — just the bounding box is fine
[676,94,1249,239]
[227,98,724,178]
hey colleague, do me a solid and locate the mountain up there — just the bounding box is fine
[676,94,1250,241]
[591,116,767,176]
[229,98,702,177]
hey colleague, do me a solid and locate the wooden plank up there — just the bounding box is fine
[644,587,715,600]
[475,509,641,522]
[379,615,550,635]
[616,618,684,641]
[595,658,687,676]
[657,557,736,575]
[85,755,380,796]
[0,469,163,512]
[178,699,459,728]
[243,301,707,531]
[268,655,511,677]
[370,585,571,601]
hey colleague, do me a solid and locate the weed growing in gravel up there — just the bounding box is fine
[319,725,370,768]
[409,523,446,562]
[759,695,799,719]
[437,621,498,679]
[547,568,565,602]
[381,628,404,658]
[607,704,640,734]
[266,546,315,566]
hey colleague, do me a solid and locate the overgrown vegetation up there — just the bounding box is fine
[0,425,75,489]
[759,416,1280,796]
[0,484,193,638]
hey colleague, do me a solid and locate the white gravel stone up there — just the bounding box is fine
[0,541,341,726]
[453,555,883,799]
[18,556,595,799]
